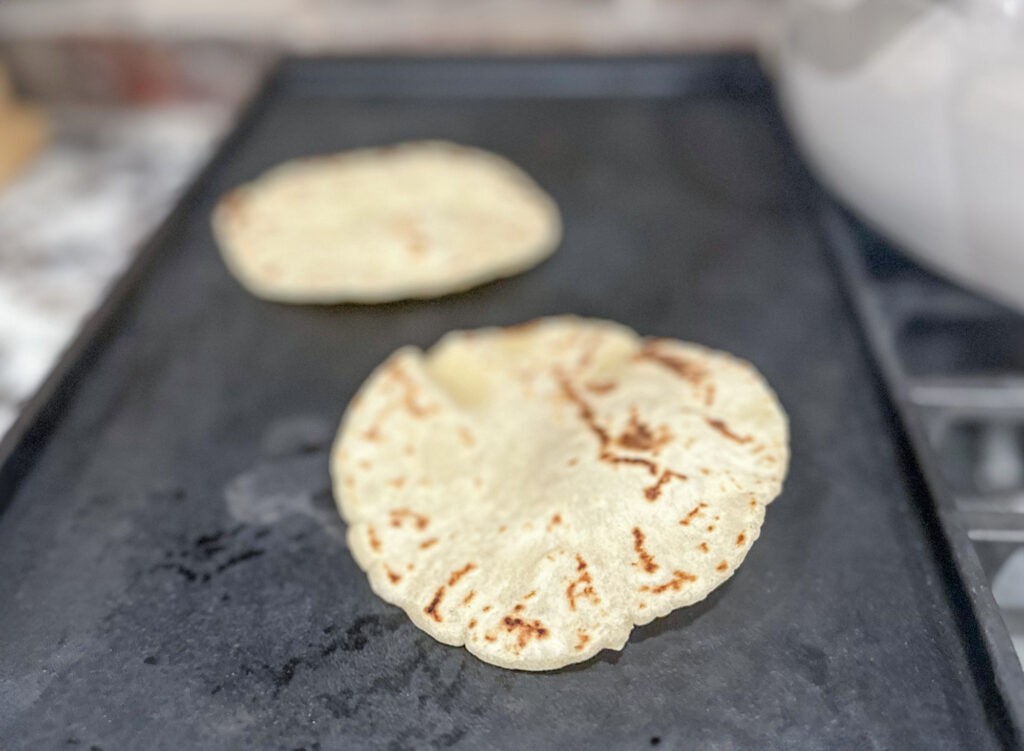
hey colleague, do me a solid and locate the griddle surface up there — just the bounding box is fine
[0,58,1013,750]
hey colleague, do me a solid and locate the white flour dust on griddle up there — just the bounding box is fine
[224,415,345,542]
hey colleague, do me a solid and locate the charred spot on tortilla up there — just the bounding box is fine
[331,316,789,670]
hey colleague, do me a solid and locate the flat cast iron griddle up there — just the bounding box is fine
[1,57,1021,750]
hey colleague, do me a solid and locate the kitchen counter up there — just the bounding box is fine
[0,1,778,105]
[0,0,777,52]
[0,104,228,436]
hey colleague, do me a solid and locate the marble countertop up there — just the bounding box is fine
[0,104,228,436]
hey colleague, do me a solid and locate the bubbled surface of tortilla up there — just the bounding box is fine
[331,317,789,670]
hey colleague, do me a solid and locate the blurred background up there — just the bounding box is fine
[1,0,1024,666]
[0,0,778,436]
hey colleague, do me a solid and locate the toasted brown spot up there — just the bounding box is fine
[367,526,381,552]
[498,525,507,533]
[603,453,659,475]
[425,587,445,622]
[679,502,708,526]
[749,499,758,508]
[389,477,406,489]
[707,525,716,532]
[640,570,698,594]
[396,216,426,255]
[576,333,601,371]
[407,563,414,571]
[419,538,438,550]
[632,527,659,573]
[362,426,381,442]
[469,619,477,629]
[525,591,536,600]
[484,634,496,642]
[567,457,579,467]
[576,554,587,571]
[616,408,673,454]
[586,381,617,395]
[462,590,476,605]
[717,561,728,572]
[750,444,765,454]
[389,508,429,530]
[547,514,562,531]
[644,469,689,501]
[704,384,716,407]
[344,476,355,488]
[698,542,709,553]
[384,565,402,584]
[514,603,525,612]
[389,363,440,418]
[558,372,610,448]
[404,444,415,456]
[447,563,477,587]
[567,568,599,611]
[700,467,711,476]
[705,417,752,444]
[358,460,372,470]
[406,396,437,418]
[502,615,550,650]
[736,532,747,546]
[575,630,591,651]
[559,372,662,476]
[482,605,492,612]
[458,427,476,448]
[637,342,708,384]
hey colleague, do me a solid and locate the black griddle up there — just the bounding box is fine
[1,57,1021,750]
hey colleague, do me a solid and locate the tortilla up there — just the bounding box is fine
[331,316,789,670]
[211,141,561,303]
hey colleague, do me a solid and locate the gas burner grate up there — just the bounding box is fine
[830,210,1024,666]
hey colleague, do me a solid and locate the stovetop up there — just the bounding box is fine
[845,221,1024,666]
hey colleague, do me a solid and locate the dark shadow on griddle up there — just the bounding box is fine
[256,253,558,313]
[554,646,624,674]
[551,580,733,675]
[630,579,733,645]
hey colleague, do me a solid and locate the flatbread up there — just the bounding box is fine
[212,141,561,303]
[331,317,789,670]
